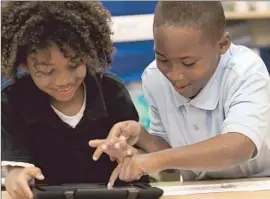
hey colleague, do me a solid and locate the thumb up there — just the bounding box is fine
[25,167,45,181]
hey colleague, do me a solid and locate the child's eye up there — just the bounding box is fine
[183,62,196,67]
[155,54,168,63]
[37,69,55,76]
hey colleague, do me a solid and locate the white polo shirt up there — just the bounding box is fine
[142,43,270,180]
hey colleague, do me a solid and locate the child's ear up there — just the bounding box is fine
[218,32,231,55]
[18,64,27,72]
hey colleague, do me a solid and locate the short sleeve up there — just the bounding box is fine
[1,89,34,163]
[142,80,169,142]
[222,73,270,158]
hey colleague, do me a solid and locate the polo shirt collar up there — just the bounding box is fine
[172,47,232,110]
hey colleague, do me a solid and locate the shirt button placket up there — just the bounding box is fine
[193,124,199,131]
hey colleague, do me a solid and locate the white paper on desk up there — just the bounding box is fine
[157,180,270,196]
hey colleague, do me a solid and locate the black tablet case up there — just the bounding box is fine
[32,183,164,199]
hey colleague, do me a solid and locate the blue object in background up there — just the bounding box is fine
[111,41,155,83]
[102,1,157,16]
[102,1,157,83]
[132,92,151,130]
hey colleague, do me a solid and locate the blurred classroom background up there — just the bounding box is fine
[1,1,269,183]
[103,1,270,134]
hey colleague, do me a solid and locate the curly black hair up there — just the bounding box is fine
[1,1,114,79]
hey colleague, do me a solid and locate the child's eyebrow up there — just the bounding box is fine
[154,50,197,60]
[29,56,54,66]
[154,50,166,57]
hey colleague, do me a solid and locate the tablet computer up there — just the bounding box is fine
[32,183,164,199]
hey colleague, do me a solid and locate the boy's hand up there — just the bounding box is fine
[108,154,153,187]
[89,120,142,161]
[89,137,138,162]
[5,167,44,199]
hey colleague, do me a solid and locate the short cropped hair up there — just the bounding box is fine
[154,1,226,42]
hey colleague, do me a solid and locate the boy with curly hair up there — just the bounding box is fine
[1,1,147,199]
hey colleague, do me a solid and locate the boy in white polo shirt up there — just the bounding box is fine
[89,1,270,186]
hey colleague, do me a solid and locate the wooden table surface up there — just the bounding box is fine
[2,178,270,199]
[153,177,270,199]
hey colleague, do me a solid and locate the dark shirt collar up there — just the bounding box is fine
[21,73,108,127]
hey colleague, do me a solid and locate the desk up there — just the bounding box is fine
[2,178,270,199]
[153,178,270,199]
[161,191,270,199]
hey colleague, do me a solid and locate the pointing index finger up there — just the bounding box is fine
[108,164,121,188]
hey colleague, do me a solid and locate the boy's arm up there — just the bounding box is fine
[136,125,171,153]
[144,132,255,173]
[140,72,269,173]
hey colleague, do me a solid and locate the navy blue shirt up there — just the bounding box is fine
[2,72,148,185]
